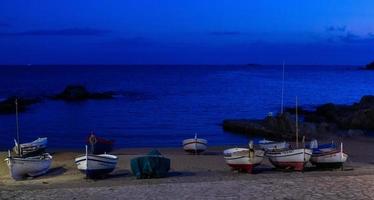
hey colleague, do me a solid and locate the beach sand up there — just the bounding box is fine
[1,137,374,200]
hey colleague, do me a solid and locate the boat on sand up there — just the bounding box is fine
[182,133,208,154]
[75,145,118,179]
[224,141,265,173]
[6,99,52,180]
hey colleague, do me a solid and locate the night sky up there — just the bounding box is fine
[0,0,373,65]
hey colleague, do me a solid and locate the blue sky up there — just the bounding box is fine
[0,0,374,65]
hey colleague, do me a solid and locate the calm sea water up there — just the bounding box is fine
[0,65,373,150]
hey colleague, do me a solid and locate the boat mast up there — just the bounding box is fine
[15,99,21,156]
[280,61,285,114]
[295,96,299,148]
[194,133,197,155]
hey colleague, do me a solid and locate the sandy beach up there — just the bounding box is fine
[1,137,374,200]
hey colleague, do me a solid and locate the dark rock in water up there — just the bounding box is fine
[0,97,40,114]
[365,61,374,70]
[53,85,114,101]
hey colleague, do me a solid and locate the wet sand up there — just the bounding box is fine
[1,137,374,199]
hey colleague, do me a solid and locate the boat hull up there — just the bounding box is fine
[5,153,52,180]
[182,138,207,154]
[266,148,312,171]
[75,154,118,178]
[224,148,265,173]
[311,150,348,168]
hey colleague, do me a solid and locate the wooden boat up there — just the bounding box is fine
[75,145,118,178]
[266,148,312,171]
[310,142,348,168]
[6,99,52,180]
[266,97,312,171]
[258,139,289,151]
[13,137,47,157]
[182,133,208,154]
[5,152,53,180]
[86,133,114,154]
[224,141,265,173]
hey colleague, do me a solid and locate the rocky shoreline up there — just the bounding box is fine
[223,95,374,139]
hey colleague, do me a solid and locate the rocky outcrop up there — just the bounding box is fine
[365,61,374,70]
[53,85,115,101]
[223,113,319,140]
[223,95,374,139]
[305,96,374,130]
[0,97,40,114]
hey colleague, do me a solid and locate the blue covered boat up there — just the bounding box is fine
[130,149,170,179]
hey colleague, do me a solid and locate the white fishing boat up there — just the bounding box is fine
[224,141,265,173]
[258,139,289,151]
[267,97,312,171]
[6,99,52,180]
[310,142,348,168]
[13,137,47,156]
[266,148,312,171]
[5,152,53,180]
[182,133,208,154]
[75,145,118,178]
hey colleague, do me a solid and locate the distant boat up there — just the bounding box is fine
[75,145,118,179]
[86,132,114,154]
[224,141,265,173]
[310,141,348,168]
[13,137,47,157]
[182,133,208,154]
[6,99,52,180]
[5,152,52,180]
[258,139,289,151]
[266,97,312,171]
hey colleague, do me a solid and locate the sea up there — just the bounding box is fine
[1,65,374,150]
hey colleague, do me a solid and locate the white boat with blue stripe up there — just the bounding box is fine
[75,145,118,178]
[182,133,208,154]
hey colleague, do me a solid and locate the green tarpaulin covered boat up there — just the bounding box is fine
[130,149,171,179]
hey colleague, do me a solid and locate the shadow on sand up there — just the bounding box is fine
[168,171,196,177]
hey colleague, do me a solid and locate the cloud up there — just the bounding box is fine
[209,31,242,36]
[325,25,346,32]
[339,32,374,43]
[323,25,374,44]
[0,28,110,36]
